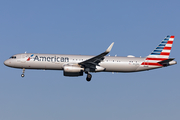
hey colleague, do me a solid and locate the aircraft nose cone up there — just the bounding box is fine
[4,60,10,66]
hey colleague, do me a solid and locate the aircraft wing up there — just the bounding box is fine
[78,42,114,68]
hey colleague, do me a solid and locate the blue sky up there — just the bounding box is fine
[0,0,180,120]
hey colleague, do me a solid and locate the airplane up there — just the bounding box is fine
[4,35,177,81]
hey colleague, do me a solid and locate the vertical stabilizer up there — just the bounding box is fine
[142,35,175,66]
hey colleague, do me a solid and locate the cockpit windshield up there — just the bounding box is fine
[10,56,16,59]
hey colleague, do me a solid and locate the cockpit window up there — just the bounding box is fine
[10,56,16,59]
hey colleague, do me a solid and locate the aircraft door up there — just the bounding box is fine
[21,54,27,63]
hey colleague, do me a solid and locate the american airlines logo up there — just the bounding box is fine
[33,55,69,62]
[27,54,34,61]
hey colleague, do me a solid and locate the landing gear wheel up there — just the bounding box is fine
[86,74,92,82]
[21,74,25,78]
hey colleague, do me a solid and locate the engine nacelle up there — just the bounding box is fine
[63,65,84,76]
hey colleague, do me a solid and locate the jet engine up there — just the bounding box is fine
[63,65,84,76]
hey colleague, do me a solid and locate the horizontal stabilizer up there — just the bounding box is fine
[158,58,175,66]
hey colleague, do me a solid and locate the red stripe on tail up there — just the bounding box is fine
[160,52,170,55]
[163,47,171,50]
[167,41,173,44]
[170,36,175,38]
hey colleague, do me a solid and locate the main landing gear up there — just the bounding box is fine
[85,68,92,82]
[86,73,92,82]
[21,68,25,78]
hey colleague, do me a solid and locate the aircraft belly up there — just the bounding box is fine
[136,65,162,71]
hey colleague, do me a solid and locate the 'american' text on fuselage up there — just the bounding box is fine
[33,55,69,62]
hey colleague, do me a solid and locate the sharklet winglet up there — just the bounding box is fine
[106,42,114,53]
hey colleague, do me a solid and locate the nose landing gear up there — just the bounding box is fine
[21,68,25,78]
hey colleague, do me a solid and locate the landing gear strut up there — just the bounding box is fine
[86,73,92,82]
[21,68,25,78]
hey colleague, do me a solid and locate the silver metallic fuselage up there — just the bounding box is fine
[4,53,170,72]
[3,36,177,81]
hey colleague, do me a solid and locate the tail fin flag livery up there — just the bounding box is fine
[142,35,175,66]
[4,35,177,81]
